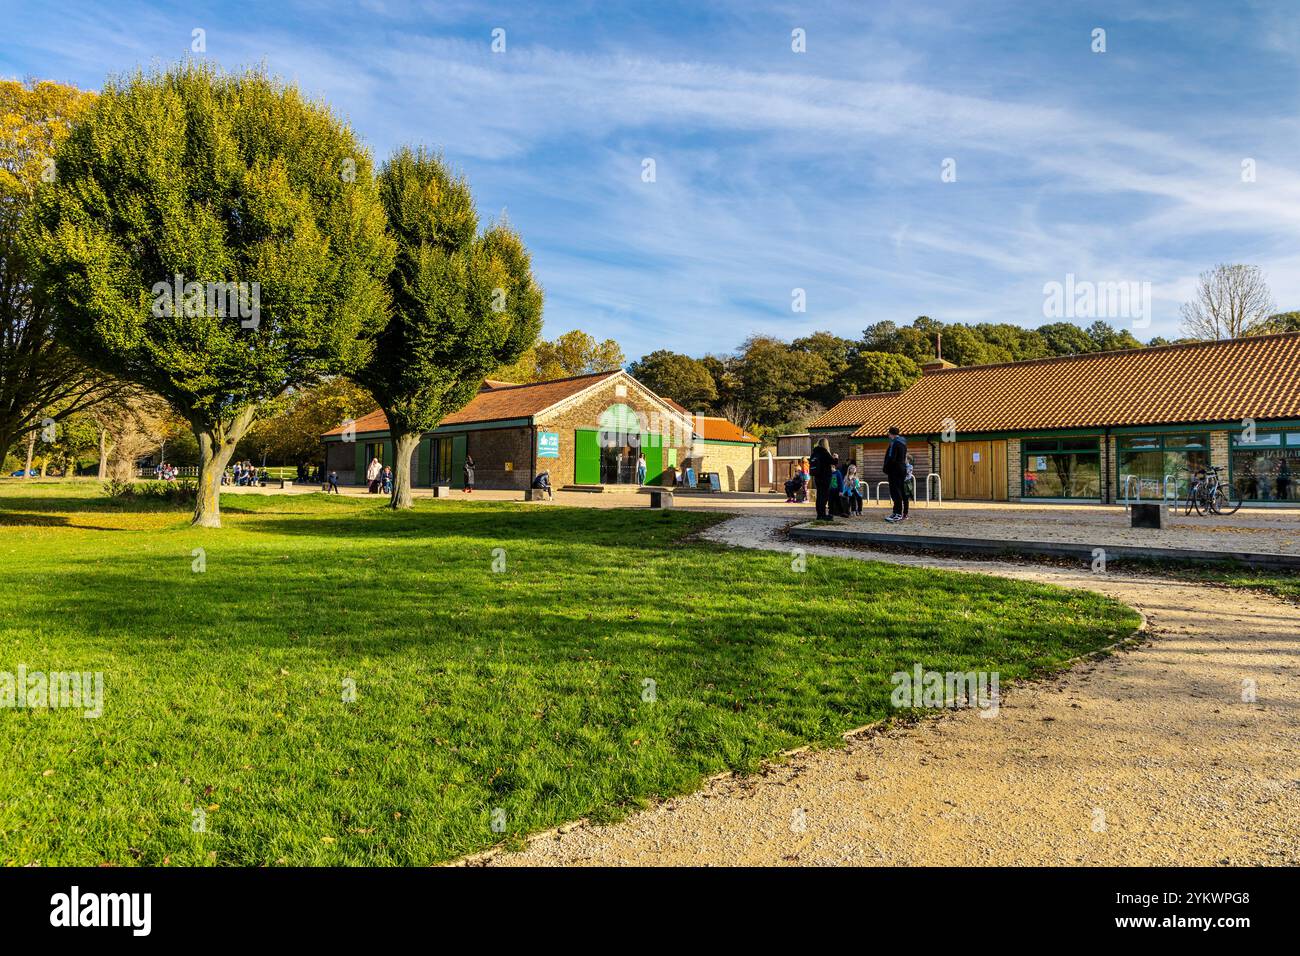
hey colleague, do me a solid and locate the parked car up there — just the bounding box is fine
[9,469,38,477]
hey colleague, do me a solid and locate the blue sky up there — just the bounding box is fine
[3,0,1298,359]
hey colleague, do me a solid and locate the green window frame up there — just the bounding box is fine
[1117,433,1209,499]
[1228,430,1300,503]
[1022,437,1101,499]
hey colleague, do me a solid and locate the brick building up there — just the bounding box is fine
[837,333,1300,505]
[321,369,761,491]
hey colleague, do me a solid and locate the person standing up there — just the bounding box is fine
[636,452,647,485]
[326,469,340,494]
[809,438,834,520]
[463,453,475,493]
[883,426,908,522]
[366,457,382,494]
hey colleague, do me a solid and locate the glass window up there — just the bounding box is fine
[1119,434,1208,498]
[1232,446,1300,502]
[1022,438,1101,498]
[434,437,452,483]
[1231,431,1283,448]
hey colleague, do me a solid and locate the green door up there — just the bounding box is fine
[450,434,467,489]
[417,436,431,486]
[641,432,665,484]
[575,429,600,485]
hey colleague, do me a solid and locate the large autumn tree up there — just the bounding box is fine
[0,79,122,466]
[627,349,717,409]
[28,63,393,526]
[355,147,542,509]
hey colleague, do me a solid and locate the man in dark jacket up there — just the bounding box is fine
[809,438,835,519]
[883,426,908,522]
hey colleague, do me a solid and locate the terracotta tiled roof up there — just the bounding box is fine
[695,416,760,443]
[851,333,1300,439]
[808,391,903,429]
[322,407,386,436]
[661,397,690,416]
[322,371,619,436]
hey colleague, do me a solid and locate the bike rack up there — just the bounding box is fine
[875,481,890,505]
[1120,474,1139,509]
[1163,473,1180,513]
[926,473,942,507]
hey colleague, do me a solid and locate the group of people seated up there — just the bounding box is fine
[784,458,811,502]
[222,461,268,486]
[153,461,178,481]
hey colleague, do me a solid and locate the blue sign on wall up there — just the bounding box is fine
[537,431,560,458]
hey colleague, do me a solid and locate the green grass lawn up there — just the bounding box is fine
[0,479,1139,865]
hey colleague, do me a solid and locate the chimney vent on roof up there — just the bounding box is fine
[920,358,957,374]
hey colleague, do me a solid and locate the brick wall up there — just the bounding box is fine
[1104,434,1118,504]
[821,430,857,464]
[1006,437,1021,500]
[467,426,532,490]
[324,441,355,485]
[697,441,756,491]
[1210,430,1230,472]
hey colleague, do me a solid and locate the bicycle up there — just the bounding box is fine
[1183,466,1242,516]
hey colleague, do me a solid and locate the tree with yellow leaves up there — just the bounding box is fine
[0,78,122,467]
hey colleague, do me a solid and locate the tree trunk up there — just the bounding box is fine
[389,430,420,510]
[23,431,35,479]
[97,429,110,479]
[192,407,257,528]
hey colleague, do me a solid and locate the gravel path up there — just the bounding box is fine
[487,514,1300,866]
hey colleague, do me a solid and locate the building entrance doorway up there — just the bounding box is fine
[599,431,641,484]
[939,440,1007,500]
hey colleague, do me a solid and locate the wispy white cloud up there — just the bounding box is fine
[3,0,1297,356]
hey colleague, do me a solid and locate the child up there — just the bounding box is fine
[381,465,393,494]
[846,463,863,516]
[827,455,845,517]
[326,470,340,494]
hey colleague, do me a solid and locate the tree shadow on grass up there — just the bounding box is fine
[0,511,131,532]
[226,503,710,552]
[0,495,191,516]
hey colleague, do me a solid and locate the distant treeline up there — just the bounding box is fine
[626,313,1299,440]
